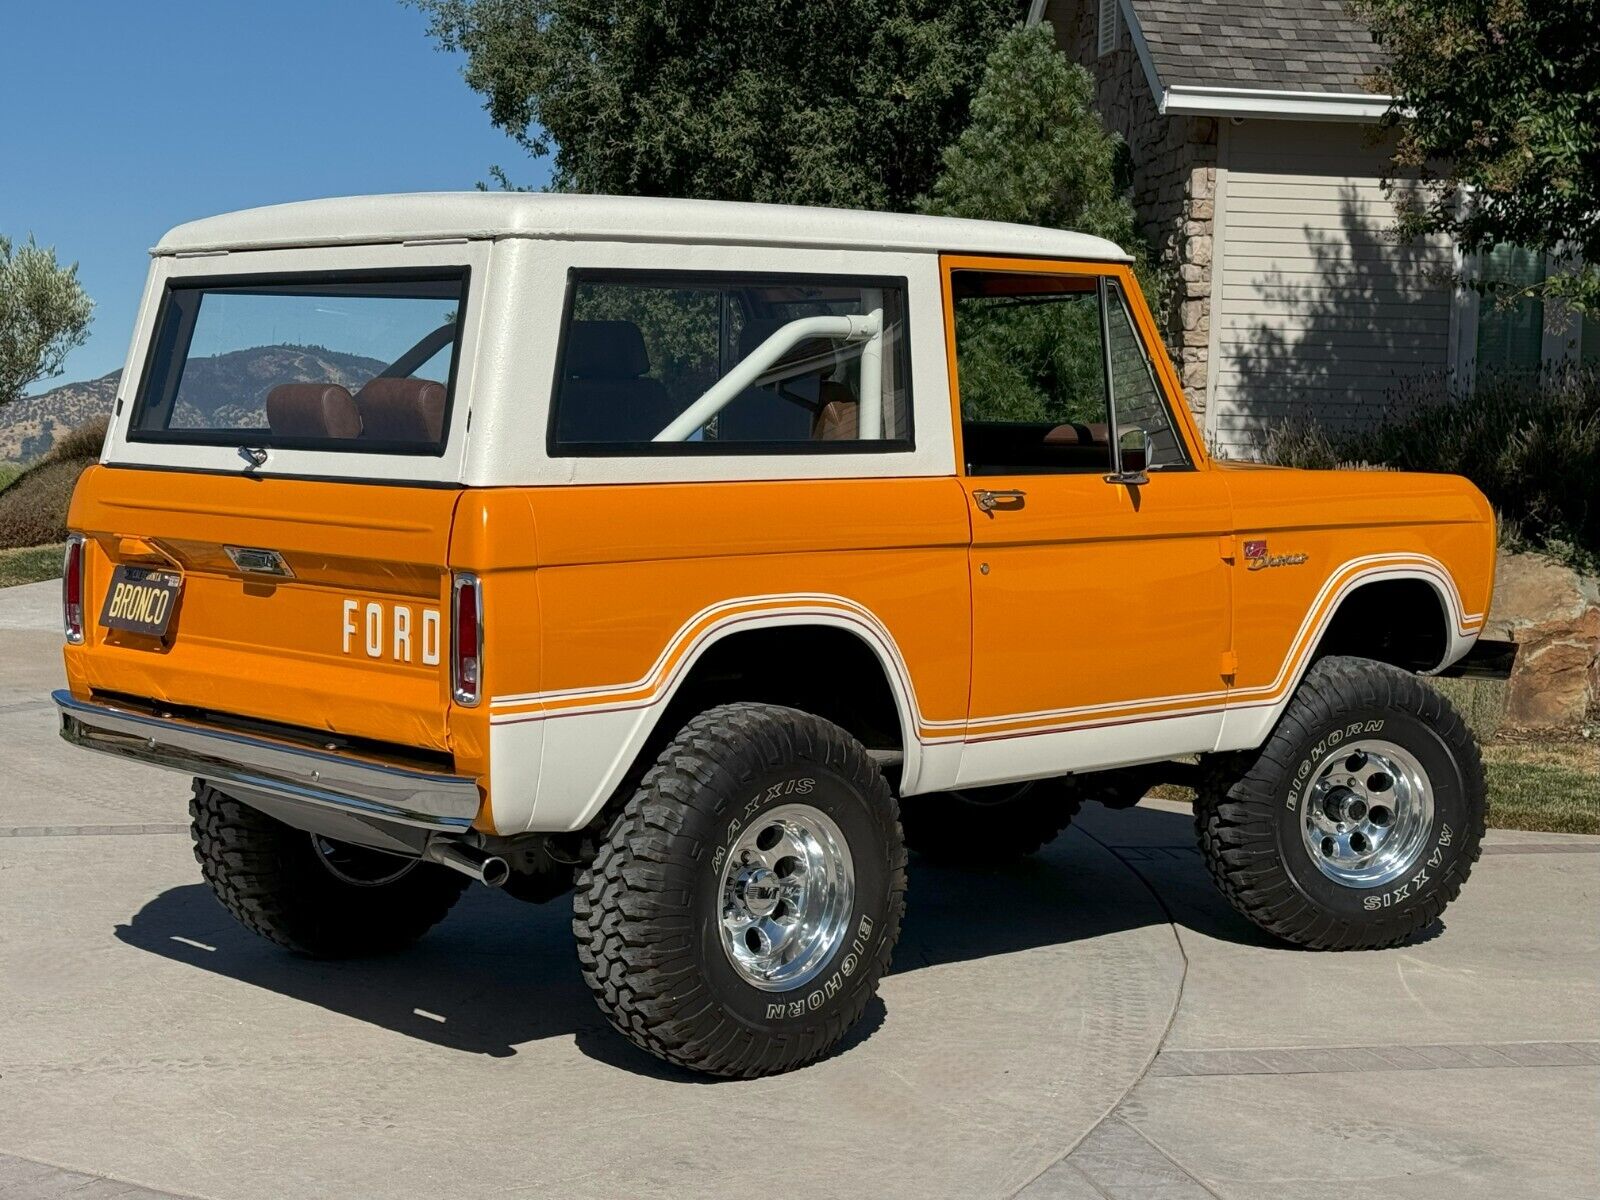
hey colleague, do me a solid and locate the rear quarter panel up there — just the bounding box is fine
[466,478,974,834]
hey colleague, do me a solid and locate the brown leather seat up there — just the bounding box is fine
[811,380,860,440]
[354,378,448,444]
[1042,421,1110,447]
[265,383,362,439]
[555,321,679,443]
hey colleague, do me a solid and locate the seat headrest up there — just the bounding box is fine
[813,380,860,441]
[354,377,447,443]
[265,383,361,439]
[565,321,651,380]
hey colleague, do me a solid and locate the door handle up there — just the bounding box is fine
[973,488,1026,514]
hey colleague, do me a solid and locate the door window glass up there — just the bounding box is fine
[1106,280,1189,470]
[951,270,1188,475]
[952,271,1110,475]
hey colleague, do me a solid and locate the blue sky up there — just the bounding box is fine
[1,0,550,389]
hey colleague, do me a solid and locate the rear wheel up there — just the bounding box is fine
[574,703,905,1077]
[188,781,468,958]
[901,779,1082,863]
[1195,656,1485,950]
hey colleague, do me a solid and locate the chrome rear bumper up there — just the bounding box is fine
[54,690,481,833]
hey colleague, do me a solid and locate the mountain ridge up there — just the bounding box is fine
[2,344,389,460]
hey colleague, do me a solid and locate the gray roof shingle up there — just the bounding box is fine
[1128,0,1386,93]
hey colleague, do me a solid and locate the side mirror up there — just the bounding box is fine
[1105,426,1150,486]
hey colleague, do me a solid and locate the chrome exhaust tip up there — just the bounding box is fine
[422,839,510,888]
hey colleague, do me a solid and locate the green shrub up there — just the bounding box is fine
[1263,416,1343,471]
[45,415,108,463]
[0,415,105,550]
[1264,368,1600,570]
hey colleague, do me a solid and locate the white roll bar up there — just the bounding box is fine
[653,311,884,443]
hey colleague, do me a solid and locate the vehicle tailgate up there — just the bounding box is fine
[64,465,461,752]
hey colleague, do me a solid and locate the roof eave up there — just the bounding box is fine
[1160,85,1394,122]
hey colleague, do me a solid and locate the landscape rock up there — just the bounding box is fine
[1482,552,1600,732]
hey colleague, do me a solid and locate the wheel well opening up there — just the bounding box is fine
[659,625,905,754]
[1312,579,1449,673]
[589,625,907,832]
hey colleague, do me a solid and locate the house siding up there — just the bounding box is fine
[1209,120,1455,458]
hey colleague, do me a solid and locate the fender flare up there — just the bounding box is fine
[490,595,931,833]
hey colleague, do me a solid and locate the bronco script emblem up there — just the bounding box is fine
[1243,540,1309,571]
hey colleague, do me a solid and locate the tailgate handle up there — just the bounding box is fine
[224,546,295,578]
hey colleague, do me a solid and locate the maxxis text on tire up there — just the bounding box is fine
[573,703,906,1078]
[1195,656,1486,950]
[189,780,469,958]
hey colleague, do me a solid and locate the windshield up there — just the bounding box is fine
[129,270,468,455]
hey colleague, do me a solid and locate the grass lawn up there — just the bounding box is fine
[1149,735,1598,836]
[1482,739,1600,835]
[0,462,23,491]
[0,542,64,588]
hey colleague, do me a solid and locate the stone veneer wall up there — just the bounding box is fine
[1044,1,1217,413]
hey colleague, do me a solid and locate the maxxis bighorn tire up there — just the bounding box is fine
[189,781,469,958]
[901,779,1082,863]
[1196,656,1486,950]
[573,703,906,1078]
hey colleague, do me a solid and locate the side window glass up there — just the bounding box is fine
[1106,280,1189,470]
[952,271,1111,475]
[551,273,912,453]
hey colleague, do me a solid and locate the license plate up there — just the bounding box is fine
[100,566,183,637]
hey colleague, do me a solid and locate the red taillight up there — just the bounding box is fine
[63,535,85,645]
[451,573,482,706]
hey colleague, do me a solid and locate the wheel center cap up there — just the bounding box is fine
[738,868,781,918]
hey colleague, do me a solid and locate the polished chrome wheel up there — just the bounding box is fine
[718,803,854,991]
[310,834,419,887]
[1300,740,1434,888]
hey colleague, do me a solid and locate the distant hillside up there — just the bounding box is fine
[0,370,119,461]
[1,344,389,461]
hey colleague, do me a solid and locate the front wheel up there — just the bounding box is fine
[573,704,905,1077]
[1196,656,1485,950]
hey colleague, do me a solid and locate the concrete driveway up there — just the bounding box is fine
[2,579,1595,1199]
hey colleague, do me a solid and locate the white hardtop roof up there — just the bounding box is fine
[154,192,1131,262]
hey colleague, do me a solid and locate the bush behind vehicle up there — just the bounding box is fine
[1263,367,1600,573]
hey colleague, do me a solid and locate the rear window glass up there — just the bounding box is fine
[129,270,468,455]
[549,270,912,455]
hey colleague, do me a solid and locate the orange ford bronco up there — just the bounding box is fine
[57,194,1498,1077]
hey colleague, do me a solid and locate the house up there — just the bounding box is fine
[1033,0,1597,459]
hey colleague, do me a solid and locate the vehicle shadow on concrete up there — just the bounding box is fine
[111,804,1431,1078]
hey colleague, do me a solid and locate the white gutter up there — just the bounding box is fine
[1025,0,1048,25]
[1161,84,1393,122]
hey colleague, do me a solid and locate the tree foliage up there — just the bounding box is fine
[921,23,1151,424]
[919,24,1139,247]
[0,235,93,408]
[409,0,1023,209]
[1352,0,1600,311]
